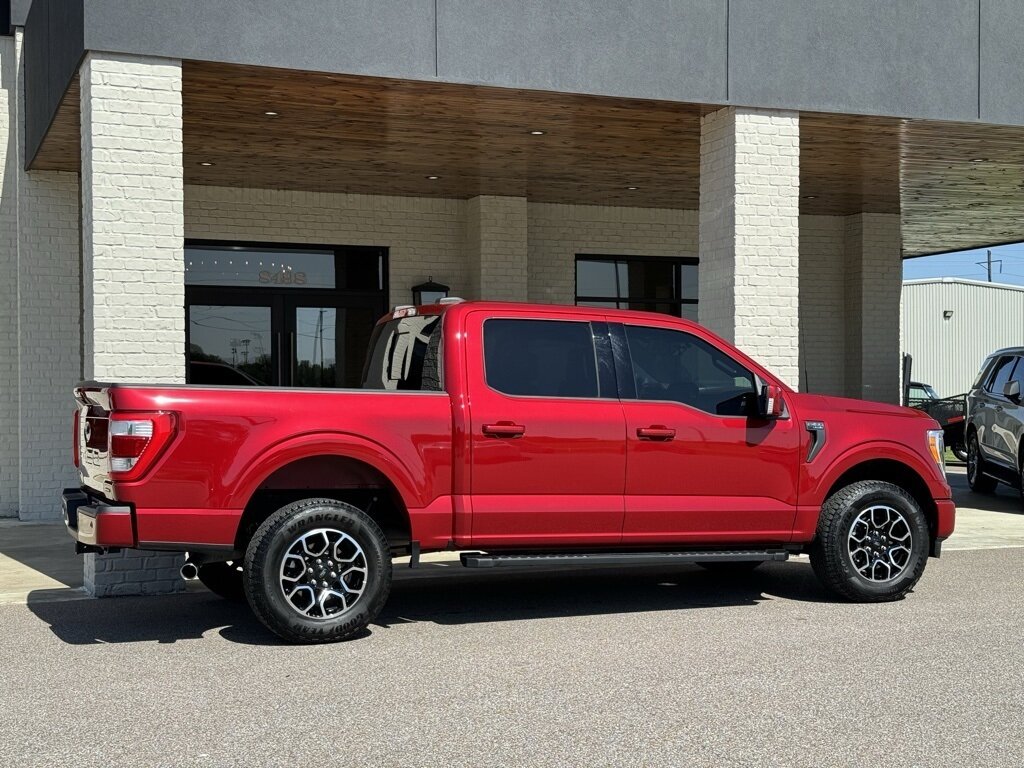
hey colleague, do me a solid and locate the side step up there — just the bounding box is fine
[460,549,789,569]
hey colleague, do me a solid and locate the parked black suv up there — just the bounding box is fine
[966,347,1024,504]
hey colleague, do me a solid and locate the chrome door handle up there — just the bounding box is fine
[482,422,526,438]
[637,426,676,441]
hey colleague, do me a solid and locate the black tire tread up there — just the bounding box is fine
[243,498,391,644]
[968,433,998,493]
[809,480,928,603]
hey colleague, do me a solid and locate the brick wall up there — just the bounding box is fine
[845,213,902,403]
[527,203,697,305]
[185,186,469,309]
[4,31,82,520]
[699,107,801,388]
[799,215,846,396]
[0,35,17,517]
[467,196,528,301]
[185,189,694,309]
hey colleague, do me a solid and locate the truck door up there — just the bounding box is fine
[465,310,626,547]
[612,320,801,544]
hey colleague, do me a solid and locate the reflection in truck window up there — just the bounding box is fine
[361,315,442,391]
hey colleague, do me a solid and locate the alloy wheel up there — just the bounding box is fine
[847,505,913,582]
[278,528,368,619]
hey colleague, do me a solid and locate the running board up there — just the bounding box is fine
[460,549,790,569]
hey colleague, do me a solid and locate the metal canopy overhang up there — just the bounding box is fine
[27,60,1024,259]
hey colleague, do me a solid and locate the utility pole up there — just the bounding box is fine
[976,249,1001,282]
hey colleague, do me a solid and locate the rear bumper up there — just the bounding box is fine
[62,488,136,550]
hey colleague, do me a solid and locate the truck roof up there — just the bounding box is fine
[395,299,705,329]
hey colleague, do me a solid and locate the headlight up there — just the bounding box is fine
[926,429,945,479]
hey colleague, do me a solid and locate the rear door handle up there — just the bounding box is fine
[637,425,676,441]
[482,422,526,438]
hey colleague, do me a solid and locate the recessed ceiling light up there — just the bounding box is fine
[802,194,818,199]
[970,157,987,162]
[426,175,440,180]
[199,161,214,167]
[264,111,279,117]
[529,130,546,136]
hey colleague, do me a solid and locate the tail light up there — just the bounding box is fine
[73,409,81,468]
[108,411,177,481]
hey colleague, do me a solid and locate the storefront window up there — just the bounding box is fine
[575,256,698,319]
[185,244,383,291]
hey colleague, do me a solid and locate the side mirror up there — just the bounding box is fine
[759,383,784,419]
[1004,379,1021,400]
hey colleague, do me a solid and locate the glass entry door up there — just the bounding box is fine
[185,241,387,388]
[287,300,382,388]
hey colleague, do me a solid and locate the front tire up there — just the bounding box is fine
[243,498,392,644]
[967,433,998,493]
[809,480,929,602]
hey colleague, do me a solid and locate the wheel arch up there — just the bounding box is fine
[820,455,938,546]
[229,436,421,554]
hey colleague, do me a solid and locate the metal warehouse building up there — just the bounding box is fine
[902,278,1024,398]
[6,1,1024,593]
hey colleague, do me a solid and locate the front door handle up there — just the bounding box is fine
[637,425,676,441]
[482,422,526,438]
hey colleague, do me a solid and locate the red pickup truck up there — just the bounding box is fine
[63,301,954,643]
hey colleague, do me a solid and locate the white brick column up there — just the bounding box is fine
[466,195,528,301]
[0,35,19,518]
[698,107,800,388]
[844,213,902,403]
[80,53,186,596]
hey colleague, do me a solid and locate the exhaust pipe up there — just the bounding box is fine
[179,561,200,581]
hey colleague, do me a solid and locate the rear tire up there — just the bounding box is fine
[809,480,929,602]
[243,498,392,644]
[197,561,244,601]
[967,433,998,493]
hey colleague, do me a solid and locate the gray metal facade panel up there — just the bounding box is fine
[83,0,437,80]
[23,0,83,167]
[729,0,980,121]
[980,0,1024,125]
[436,0,728,103]
[10,0,30,27]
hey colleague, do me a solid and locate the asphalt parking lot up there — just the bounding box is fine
[1,465,1022,767]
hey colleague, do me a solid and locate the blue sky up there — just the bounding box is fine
[903,242,1024,287]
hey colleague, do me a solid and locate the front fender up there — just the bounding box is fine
[807,440,949,508]
[227,432,426,511]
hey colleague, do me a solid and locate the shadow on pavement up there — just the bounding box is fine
[26,560,831,645]
[948,466,1023,516]
[26,591,280,646]
[377,560,829,628]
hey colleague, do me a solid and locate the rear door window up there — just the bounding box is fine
[986,356,1018,396]
[361,315,442,391]
[483,319,599,398]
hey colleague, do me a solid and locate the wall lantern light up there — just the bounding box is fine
[412,277,450,305]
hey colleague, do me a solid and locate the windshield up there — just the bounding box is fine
[361,315,443,391]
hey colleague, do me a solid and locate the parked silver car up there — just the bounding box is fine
[966,347,1024,505]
